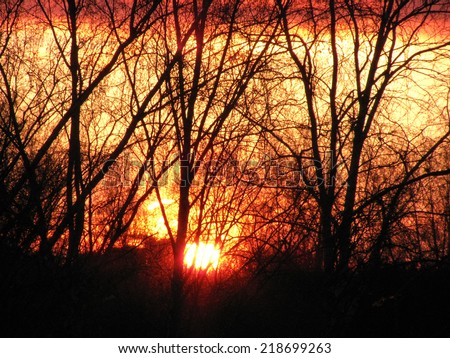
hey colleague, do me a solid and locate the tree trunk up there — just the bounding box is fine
[66,0,84,266]
[169,156,191,336]
[318,199,335,272]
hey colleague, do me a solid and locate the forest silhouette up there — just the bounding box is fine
[1,0,450,337]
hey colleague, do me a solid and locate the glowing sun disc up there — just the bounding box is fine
[184,242,220,270]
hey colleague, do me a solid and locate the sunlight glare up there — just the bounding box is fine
[184,242,220,271]
[147,199,174,211]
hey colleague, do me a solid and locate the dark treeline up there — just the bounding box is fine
[1,0,450,336]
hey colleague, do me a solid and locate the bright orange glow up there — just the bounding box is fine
[147,199,174,211]
[127,238,145,248]
[145,198,178,239]
[184,242,220,271]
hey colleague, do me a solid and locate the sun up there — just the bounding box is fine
[184,242,220,271]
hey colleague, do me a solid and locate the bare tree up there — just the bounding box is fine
[142,0,285,334]
[270,0,450,271]
[0,0,189,263]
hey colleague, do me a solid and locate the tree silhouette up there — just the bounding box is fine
[270,0,450,271]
